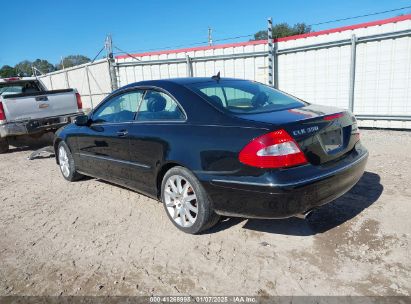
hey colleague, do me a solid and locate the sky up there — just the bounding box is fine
[1,0,411,67]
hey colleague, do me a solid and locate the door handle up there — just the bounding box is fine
[35,96,48,101]
[117,130,128,137]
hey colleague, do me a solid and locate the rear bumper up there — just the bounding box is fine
[200,143,368,219]
[0,113,82,138]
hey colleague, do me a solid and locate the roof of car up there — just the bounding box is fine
[121,77,247,89]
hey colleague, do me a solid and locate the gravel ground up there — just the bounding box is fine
[0,130,410,296]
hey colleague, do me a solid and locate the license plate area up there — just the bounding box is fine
[26,117,63,132]
[320,128,343,152]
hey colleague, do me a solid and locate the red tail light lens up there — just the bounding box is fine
[0,102,6,121]
[323,112,344,121]
[239,129,308,168]
[75,93,83,110]
[4,77,21,82]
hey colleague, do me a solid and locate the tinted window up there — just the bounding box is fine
[93,90,144,123]
[0,81,41,96]
[185,80,306,114]
[0,85,23,96]
[136,90,185,121]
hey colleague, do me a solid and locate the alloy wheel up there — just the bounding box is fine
[58,146,70,177]
[164,175,198,227]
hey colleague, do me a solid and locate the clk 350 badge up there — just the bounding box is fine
[292,126,319,136]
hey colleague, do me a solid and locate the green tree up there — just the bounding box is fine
[32,59,55,74]
[0,65,17,78]
[13,59,55,76]
[14,60,33,76]
[56,55,91,70]
[253,22,312,40]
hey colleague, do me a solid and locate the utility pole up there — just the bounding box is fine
[348,34,357,112]
[31,66,43,77]
[61,55,70,88]
[208,27,213,46]
[267,18,274,86]
[105,34,118,91]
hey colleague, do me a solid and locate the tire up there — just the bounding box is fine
[57,141,84,182]
[0,138,9,154]
[161,166,220,234]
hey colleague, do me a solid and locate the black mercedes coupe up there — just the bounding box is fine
[54,77,368,234]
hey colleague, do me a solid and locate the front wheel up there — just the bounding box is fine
[57,141,83,182]
[161,166,220,234]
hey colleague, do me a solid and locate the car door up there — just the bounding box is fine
[76,89,144,186]
[127,89,187,196]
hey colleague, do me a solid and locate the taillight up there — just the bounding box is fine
[323,112,344,121]
[0,102,6,121]
[75,93,83,110]
[239,129,308,168]
[4,77,21,82]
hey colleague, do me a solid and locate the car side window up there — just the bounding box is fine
[92,90,144,123]
[199,87,227,107]
[198,86,254,108]
[223,87,254,107]
[136,90,185,121]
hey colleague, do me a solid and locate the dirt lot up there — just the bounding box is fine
[0,130,410,296]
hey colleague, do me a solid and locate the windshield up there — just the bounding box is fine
[0,82,41,96]
[185,80,306,114]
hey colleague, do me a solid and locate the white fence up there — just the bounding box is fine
[39,59,112,110]
[39,15,411,128]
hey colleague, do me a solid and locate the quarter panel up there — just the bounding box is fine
[127,122,270,196]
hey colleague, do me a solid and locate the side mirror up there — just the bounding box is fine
[74,114,89,126]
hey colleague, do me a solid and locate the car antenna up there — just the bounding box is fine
[211,71,220,82]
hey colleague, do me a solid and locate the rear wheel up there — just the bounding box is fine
[0,138,9,154]
[57,141,83,182]
[161,166,220,234]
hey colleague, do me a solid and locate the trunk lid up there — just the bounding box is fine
[234,104,359,165]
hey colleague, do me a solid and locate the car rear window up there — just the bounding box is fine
[0,81,41,96]
[185,80,306,114]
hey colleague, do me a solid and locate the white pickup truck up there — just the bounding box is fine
[0,77,83,153]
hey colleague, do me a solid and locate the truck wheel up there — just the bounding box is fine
[161,166,220,234]
[57,141,83,181]
[0,138,9,154]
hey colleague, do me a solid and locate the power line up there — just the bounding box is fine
[114,34,255,56]
[309,5,411,26]
[114,46,141,61]
[118,41,209,54]
[213,34,254,42]
[113,5,411,56]
[218,6,411,44]
[91,46,105,63]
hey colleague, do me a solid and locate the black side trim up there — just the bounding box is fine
[77,153,151,169]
